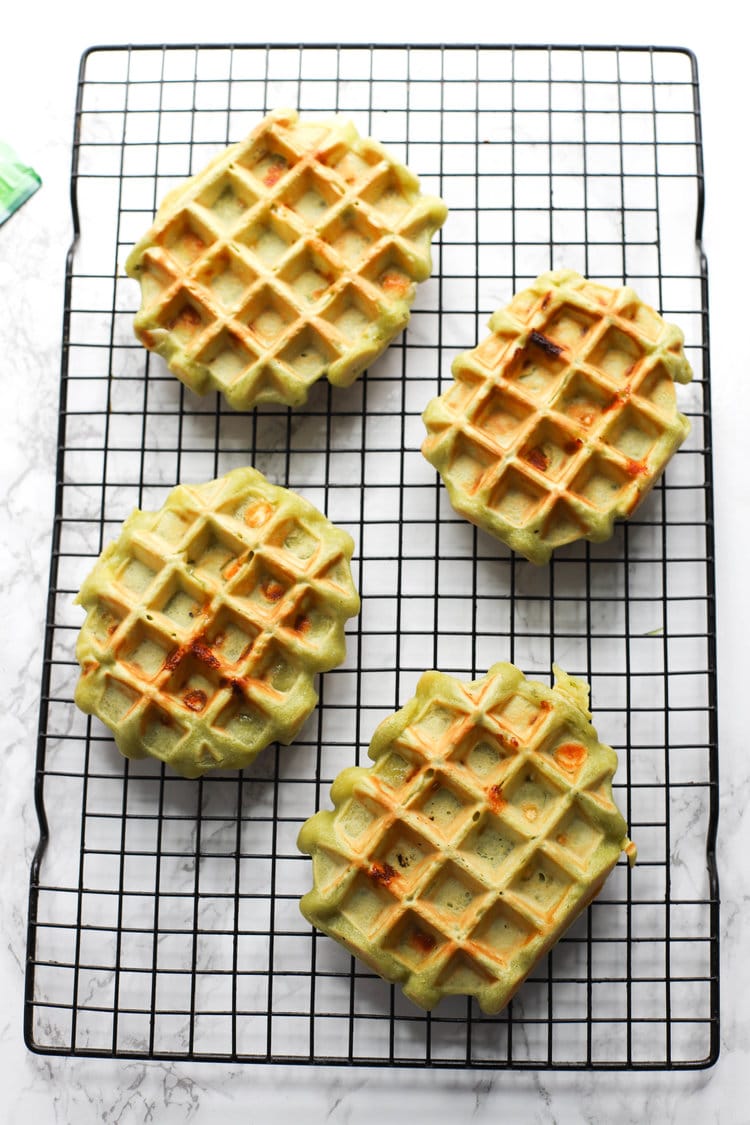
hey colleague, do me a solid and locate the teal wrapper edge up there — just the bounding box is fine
[0,142,41,225]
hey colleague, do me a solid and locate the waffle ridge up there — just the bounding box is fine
[422,269,693,564]
[298,662,635,1014]
[126,108,447,410]
[74,467,360,777]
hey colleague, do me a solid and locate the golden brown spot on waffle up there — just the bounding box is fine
[164,636,221,673]
[262,580,285,602]
[523,446,550,473]
[624,458,648,478]
[541,291,552,310]
[381,271,410,295]
[168,305,203,334]
[564,438,584,455]
[521,802,539,822]
[540,700,552,712]
[554,742,587,772]
[164,647,184,672]
[244,502,273,528]
[410,929,437,955]
[556,833,568,846]
[226,673,273,701]
[82,660,99,676]
[368,860,398,887]
[190,637,220,668]
[223,558,243,581]
[263,161,287,187]
[487,784,507,813]
[293,614,311,635]
[221,675,247,698]
[529,330,564,357]
[139,329,156,349]
[183,689,208,712]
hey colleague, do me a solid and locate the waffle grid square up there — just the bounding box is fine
[74,468,360,777]
[126,108,447,409]
[422,270,693,563]
[299,663,635,1014]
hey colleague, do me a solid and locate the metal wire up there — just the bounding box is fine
[25,43,718,1069]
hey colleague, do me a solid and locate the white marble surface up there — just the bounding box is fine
[1,1,747,1120]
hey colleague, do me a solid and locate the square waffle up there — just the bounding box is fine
[125,108,447,410]
[298,662,636,1014]
[422,270,693,564]
[74,468,360,778]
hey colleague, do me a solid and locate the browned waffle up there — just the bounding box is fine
[126,108,447,410]
[422,270,693,563]
[74,468,360,777]
[298,662,635,1013]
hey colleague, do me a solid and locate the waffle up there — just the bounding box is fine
[298,662,636,1014]
[422,270,693,564]
[74,468,360,778]
[125,108,447,410]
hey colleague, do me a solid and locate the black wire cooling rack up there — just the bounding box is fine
[25,43,718,1069]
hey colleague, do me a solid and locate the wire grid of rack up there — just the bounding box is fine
[25,43,718,1069]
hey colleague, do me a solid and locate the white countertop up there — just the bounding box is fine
[1,1,747,1121]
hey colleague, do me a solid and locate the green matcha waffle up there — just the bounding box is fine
[298,662,635,1014]
[422,270,693,564]
[126,108,447,410]
[74,468,360,777]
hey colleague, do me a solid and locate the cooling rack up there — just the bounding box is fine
[25,43,718,1069]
